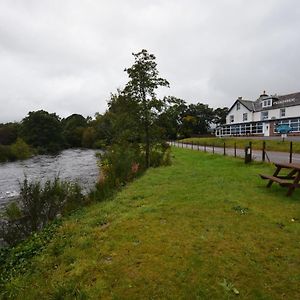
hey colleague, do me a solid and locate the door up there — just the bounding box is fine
[263,122,270,136]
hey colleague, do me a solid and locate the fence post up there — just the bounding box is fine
[223,142,226,156]
[198,142,200,151]
[234,142,237,157]
[262,141,266,162]
[191,141,194,150]
[290,141,293,163]
[249,141,252,162]
[212,143,215,154]
[182,141,183,148]
[204,143,206,153]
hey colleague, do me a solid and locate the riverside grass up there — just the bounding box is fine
[180,137,300,153]
[1,148,300,299]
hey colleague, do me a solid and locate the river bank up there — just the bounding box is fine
[1,148,299,299]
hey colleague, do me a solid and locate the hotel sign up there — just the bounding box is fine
[273,98,296,105]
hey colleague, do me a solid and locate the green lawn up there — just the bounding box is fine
[180,137,300,153]
[1,148,300,299]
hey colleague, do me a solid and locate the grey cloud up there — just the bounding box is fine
[1,0,300,122]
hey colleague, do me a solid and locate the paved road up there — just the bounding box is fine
[171,142,300,164]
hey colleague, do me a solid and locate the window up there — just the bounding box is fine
[262,99,272,107]
[261,111,268,120]
[230,115,234,123]
[280,108,286,118]
[243,113,248,121]
[236,102,240,110]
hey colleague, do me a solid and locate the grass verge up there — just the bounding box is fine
[1,148,299,299]
[180,137,300,153]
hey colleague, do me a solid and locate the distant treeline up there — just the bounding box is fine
[0,100,228,162]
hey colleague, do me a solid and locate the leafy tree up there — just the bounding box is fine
[214,107,229,126]
[62,114,87,147]
[0,123,19,145]
[158,96,187,139]
[123,49,169,167]
[20,110,63,153]
[181,103,214,136]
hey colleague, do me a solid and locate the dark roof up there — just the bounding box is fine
[239,100,255,111]
[227,99,254,113]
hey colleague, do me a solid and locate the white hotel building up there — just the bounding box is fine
[215,92,300,137]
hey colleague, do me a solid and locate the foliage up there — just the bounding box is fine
[0,178,84,246]
[62,114,87,148]
[20,110,64,153]
[92,141,171,201]
[0,219,62,289]
[123,49,170,167]
[213,107,229,126]
[10,138,33,160]
[0,145,15,162]
[81,126,96,148]
[1,149,299,299]
[0,123,19,145]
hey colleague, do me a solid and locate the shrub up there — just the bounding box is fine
[0,178,84,247]
[0,145,16,162]
[149,142,172,167]
[10,138,33,160]
[93,142,172,201]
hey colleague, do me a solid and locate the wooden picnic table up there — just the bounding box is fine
[260,162,300,196]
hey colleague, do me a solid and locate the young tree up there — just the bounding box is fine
[123,49,169,168]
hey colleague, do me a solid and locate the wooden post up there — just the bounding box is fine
[204,143,206,153]
[182,141,183,148]
[290,141,293,163]
[223,142,226,156]
[234,142,236,157]
[249,141,252,162]
[212,144,215,154]
[192,141,194,150]
[262,141,266,162]
[198,142,200,151]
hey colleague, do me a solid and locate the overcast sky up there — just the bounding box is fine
[0,0,300,122]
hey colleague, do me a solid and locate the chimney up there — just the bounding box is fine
[238,96,242,100]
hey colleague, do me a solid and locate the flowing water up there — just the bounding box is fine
[0,149,99,209]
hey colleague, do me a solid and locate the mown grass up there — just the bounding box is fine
[1,148,300,299]
[180,137,300,153]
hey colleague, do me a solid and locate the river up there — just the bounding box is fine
[0,149,99,209]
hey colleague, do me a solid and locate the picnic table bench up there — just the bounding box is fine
[260,162,300,196]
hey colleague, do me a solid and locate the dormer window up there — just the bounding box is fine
[262,99,272,107]
[236,102,240,110]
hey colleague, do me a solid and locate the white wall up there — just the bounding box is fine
[253,105,300,121]
[226,102,253,124]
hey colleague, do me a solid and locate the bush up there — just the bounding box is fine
[0,145,16,162]
[10,138,32,160]
[93,143,144,201]
[0,178,84,247]
[149,142,172,167]
[92,142,172,201]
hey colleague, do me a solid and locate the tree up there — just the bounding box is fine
[62,114,87,147]
[123,49,169,168]
[214,107,229,126]
[0,123,19,145]
[20,110,63,153]
[158,96,187,139]
[182,103,214,136]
